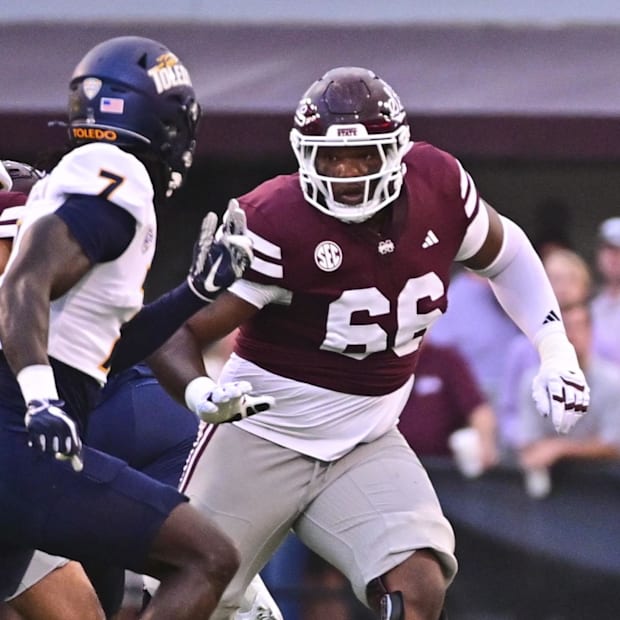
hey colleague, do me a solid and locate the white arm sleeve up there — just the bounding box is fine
[470,215,565,347]
[228,278,292,309]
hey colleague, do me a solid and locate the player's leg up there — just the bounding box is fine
[366,558,445,619]
[1,434,238,620]
[296,428,456,620]
[80,450,239,620]
[179,423,312,620]
[139,501,239,619]
[89,370,282,620]
[83,365,201,617]
[78,562,125,618]
[6,557,104,620]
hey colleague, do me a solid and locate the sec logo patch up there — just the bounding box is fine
[314,240,342,272]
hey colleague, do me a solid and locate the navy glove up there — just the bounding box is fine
[187,207,253,302]
[25,399,83,472]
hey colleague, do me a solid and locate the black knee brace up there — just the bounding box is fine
[379,591,404,620]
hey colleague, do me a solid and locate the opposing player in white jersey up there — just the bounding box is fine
[148,66,590,620]
[0,161,281,620]
[0,36,271,620]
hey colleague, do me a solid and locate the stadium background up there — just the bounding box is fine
[2,3,620,617]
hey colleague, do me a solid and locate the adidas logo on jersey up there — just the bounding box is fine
[422,230,439,248]
[543,309,561,324]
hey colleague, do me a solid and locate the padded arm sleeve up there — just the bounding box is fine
[109,282,205,374]
[470,215,565,347]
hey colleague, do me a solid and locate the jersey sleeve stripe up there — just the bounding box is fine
[0,206,26,221]
[456,159,479,218]
[454,199,490,262]
[248,230,281,259]
[228,279,292,308]
[0,224,18,238]
[457,159,469,199]
[463,178,479,217]
[251,256,284,278]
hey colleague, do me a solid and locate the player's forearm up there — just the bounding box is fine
[146,323,208,404]
[110,281,206,373]
[0,279,51,375]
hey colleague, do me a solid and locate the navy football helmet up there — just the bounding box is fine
[290,66,412,223]
[68,36,201,193]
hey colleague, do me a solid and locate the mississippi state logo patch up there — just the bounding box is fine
[314,240,342,272]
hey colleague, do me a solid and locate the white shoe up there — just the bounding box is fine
[234,575,283,620]
[235,605,280,620]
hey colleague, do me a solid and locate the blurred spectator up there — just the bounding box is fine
[498,248,592,450]
[428,269,520,410]
[591,217,620,365]
[516,303,620,473]
[398,341,498,472]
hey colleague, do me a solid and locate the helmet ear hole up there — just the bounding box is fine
[137,52,148,69]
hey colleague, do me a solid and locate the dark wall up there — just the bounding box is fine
[146,153,620,298]
[6,114,618,298]
[463,157,620,265]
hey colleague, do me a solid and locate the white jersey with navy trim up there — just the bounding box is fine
[0,143,157,384]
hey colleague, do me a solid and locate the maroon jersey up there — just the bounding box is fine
[234,142,482,396]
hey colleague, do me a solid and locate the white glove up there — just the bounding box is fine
[532,362,590,434]
[185,376,275,424]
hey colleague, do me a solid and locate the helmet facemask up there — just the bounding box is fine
[290,66,412,223]
[160,97,201,196]
[291,124,411,223]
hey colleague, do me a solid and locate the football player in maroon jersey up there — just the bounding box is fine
[148,66,589,620]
